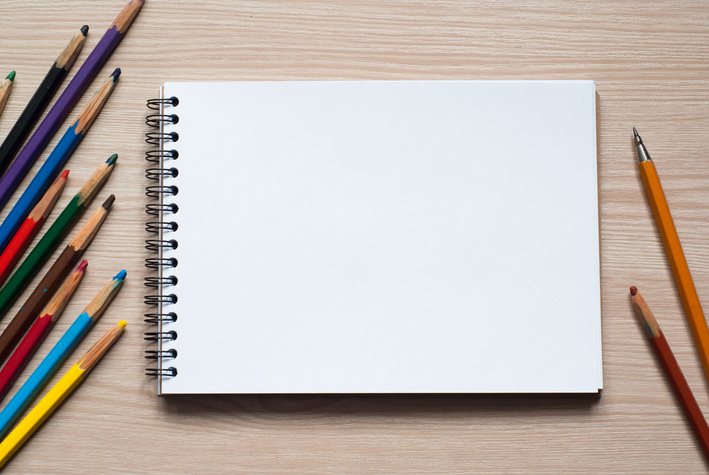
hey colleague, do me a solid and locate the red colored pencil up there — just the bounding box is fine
[630,286,709,462]
[0,170,68,287]
[0,260,86,402]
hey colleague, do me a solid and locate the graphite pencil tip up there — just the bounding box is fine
[80,25,89,36]
[630,286,638,296]
[111,68,121,80]
[633,127,642,144]
[102,194,116,210]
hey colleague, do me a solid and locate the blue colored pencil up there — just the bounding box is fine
[0,270,125,439]
[0,69,119,257]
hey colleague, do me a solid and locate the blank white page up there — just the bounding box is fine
[156,80,601,394]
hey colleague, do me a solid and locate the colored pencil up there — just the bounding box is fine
[633,128,709,384]
[0,170,69,287]
[0,157,115,324]
[0,70,119,257]
[0,261,87,403]
[0,270,126,439]
[0,27,88,178]
[0,195,114,364]
[0,71,15,118]
[0,320,125,467]
[629,286,709,462]
[0,0,143,211]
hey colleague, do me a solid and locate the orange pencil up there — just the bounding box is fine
[634,128,709,385]
[0,170,68,287]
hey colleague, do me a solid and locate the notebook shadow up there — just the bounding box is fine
[158,392,601,419]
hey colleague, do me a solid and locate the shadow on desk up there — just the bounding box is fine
[158,392,601,418]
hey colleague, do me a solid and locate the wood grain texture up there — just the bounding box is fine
[1,0,709,472]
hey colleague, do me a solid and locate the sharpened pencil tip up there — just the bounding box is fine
[119,320,128,329]
[114,270,127,281]
[106,153,118,166]
[60,169,70,179]
[102,194,116,210]
[111,68,121,80]
[6,71,15,81]
[633,127,642,144]
[78,260,89,272]
[630,286,638,296]
[80,25,89,36]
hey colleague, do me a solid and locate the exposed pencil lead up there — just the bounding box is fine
[5,71,15,82]
[634,128,651,163]
[80,25,89,36]
[102,194,115,210]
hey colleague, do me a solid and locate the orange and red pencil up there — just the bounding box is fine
[630,286,709,462]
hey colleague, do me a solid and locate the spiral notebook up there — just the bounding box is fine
[145,80,602,395]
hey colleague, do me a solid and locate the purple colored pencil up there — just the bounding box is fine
[0,0,144,212]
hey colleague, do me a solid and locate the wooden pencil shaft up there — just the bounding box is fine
[0,263,86,403]
[0,160,115,322]
[631,289,709,462]
[0,271,125,441]
[638,160,709,384]
[27,171,68,222]
[0,0,142,214]
[77,321,126,370]
[0,76,14,115]
[0,27,87,178]
[649,334,709,461]
[0,172,68,287]
[0,70,118,260]
[0,322,125,467]
[41,261,87,319]
[0,203,111,365]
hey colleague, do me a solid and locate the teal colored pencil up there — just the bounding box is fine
[0,270,126,439]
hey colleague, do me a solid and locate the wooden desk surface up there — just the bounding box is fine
[0,0,708,472]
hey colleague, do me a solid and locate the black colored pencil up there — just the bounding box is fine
[0,26,88,178]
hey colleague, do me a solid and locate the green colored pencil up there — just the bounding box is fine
[0,154,116,322]
[0,71,16,118]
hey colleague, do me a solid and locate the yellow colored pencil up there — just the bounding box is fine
[0,321,126,468]
[634,128,709,384]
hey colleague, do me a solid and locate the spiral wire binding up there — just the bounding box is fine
[145,96,180,378]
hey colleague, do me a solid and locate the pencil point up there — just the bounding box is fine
[114,269,127,281]
[633,127,642,144]
[111,68,121,81]
[80,25,89,36]
[102,194,115,210]
[60,169,70,179]
[630,286,638,296]
[6,71,15,82]
[119,320,128,329]
[106,153,118,166]
[633,128,651,162]
[78,260,89,272]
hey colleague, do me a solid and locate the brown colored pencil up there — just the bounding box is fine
[0,195,114,367]
[630,286,709,462]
